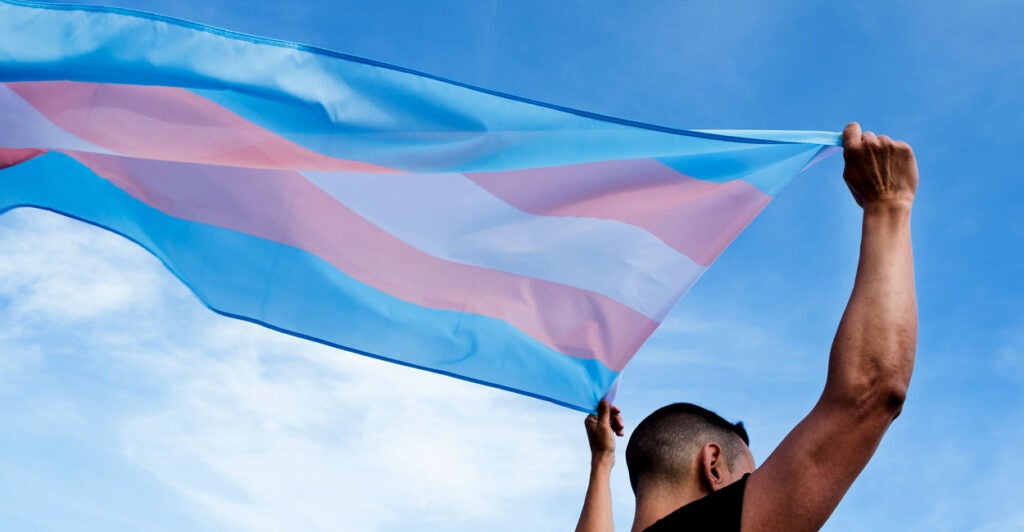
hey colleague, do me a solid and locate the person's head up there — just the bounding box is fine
[625,403,754,496]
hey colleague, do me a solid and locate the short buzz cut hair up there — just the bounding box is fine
[625,403,750,494]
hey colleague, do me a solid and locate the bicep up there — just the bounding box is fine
[741,395,899,532]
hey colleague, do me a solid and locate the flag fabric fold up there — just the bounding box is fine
[0,0,840,411]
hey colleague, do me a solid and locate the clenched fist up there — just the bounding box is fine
[842,122,918,209]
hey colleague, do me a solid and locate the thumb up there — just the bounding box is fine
[843,122,862,151]
[597,399,610,427]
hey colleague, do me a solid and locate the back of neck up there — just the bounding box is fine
[631,482,707,531]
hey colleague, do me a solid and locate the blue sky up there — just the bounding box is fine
[1,1,1022,530]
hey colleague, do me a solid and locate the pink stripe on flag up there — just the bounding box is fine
[66,151,657,371]
[0,147,45,170]
[465,159,773,266]
[8,81,398,173]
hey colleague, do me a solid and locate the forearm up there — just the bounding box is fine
[825,201,917,410]
[740,127,919,532]
[576,454,615,532]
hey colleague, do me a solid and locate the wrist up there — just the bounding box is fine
[862,197,913,217]
[862,199,913,229]
[590,451,615,469]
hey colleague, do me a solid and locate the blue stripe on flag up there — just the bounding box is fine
[0,152,620,411]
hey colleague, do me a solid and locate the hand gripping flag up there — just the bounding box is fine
[0,0,840,411]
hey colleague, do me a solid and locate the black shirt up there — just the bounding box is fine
[643,474,750,532]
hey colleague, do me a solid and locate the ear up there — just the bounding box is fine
[699,442,729,493]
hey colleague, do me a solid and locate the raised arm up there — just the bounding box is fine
[742,122,919,531]
[577,400,624,532]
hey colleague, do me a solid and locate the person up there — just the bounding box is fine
[576,122,919,532]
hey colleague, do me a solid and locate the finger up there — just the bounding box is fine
[609,404,623,434]
[597,399,610,427]
[862,130,877,144]
[843,122,862,150]
[877,134,893,145]
[611,414,625,436]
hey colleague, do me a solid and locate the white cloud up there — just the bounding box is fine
[0,209,592,531]
[119,321,585,531]
[0,208,165,322]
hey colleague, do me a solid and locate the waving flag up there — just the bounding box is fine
[0,0,840,411]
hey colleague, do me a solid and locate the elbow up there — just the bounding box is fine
[876,346,914,419]
[825,342,916,420]
[883,382,908,419]
[884,382,909,419]
[861,380,909,420]
[867,383,909,416]
[823,378,909,421]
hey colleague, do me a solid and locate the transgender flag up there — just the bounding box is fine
[0,0,840,411]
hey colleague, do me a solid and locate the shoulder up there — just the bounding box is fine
[644,474,749,532]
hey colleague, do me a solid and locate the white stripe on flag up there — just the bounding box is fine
[303,170,706,320]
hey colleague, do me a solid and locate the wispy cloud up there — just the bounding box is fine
[118,321,587,531]
[1,209,591,531]
[0,208,165,322]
